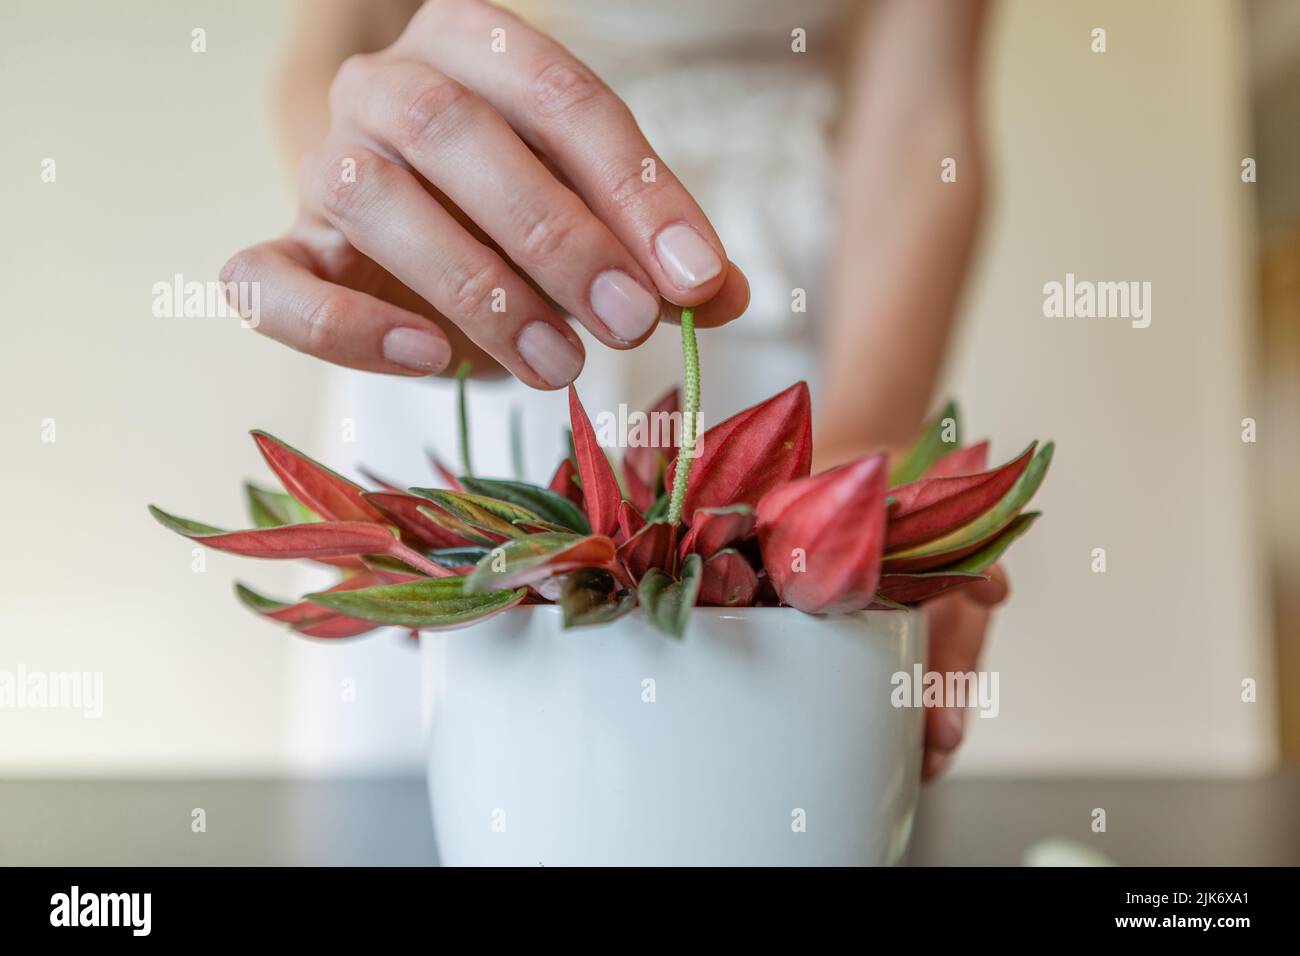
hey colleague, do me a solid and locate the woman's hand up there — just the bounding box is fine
[921,563,1008,779]
[224,0,749,388]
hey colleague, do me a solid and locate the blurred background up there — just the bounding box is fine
[1,0,1296,824]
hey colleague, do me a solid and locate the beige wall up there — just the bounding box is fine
[951,0,1274,773]
[0,0,1276,774]
[0,1,309,772]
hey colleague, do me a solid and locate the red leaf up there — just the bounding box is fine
[467,534,619,591]
[364,491,476,549]
[295,616,384,639]
[239,571,421,638]
[666,382,812,516]
[568,386,623,537]
[151,506,397,560]
[617,499,646,543]
[623,386,680,512]
[885,443,1035,550]
[425,449,463,490]
[881,535,998,574]
[875,572,986,605]
[756,453,888,614]
[252,431,387,524]
[356,464,405,493]
[616,521,675,582]
[678,505,756,561]
[923,441,989,479]
[152,505,451,578]
[696,549,758,607]
[548,458,584,508]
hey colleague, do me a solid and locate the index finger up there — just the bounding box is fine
[401,0,739,309]
[962,564,1009,607]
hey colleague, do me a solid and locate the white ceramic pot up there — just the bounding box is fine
[420,605,926,866]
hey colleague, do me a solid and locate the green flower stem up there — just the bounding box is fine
[455,360,473,477]
[667,307,700,526]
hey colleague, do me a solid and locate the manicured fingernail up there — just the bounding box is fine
[382,327,448,374]
[654,223,722,289]
[933,708,965,752]
[517,321,583,387]
[590,269,659,341]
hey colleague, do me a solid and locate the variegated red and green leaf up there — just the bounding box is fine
[457,476,590,534]
[464,533,618,592]
[884,444,1052,571]
[235,570,421,638]
[150,506,397,560]
[251,431,387,524]
[568,386,623,536]
[363,491,477,549]
[305,576,527,630]
[410,488,538,540]
[560,569,638,628]
[885,443,1036,551]
[637,553,704,639]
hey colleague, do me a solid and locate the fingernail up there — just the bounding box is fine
[932,707,965,752]
[654,223,722,289]
[590,269,660,341]
[517,321,583,387]
[382,327,448,374]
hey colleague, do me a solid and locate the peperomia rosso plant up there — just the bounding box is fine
[150,309,1051,639]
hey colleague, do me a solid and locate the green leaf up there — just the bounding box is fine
[148,506,224,537]
[644,492,670,522]
[411,488,539,539]
[455,359,473,477]
[637,552,703,639]
[512,517,576,534]
[509,405,525,481]
[426,546,492,569]
[234,582,291,615]
[244,481,318,529]
[458,476,591,534]
[666,306,699,525]
[305,576,525,629]
[413,504,497,547]
[935,511,1041,574]
[889,400,961,485]
[464,533,616,592]
[149,505,401,560]
[560,569,637,627]
[886,442,1053,563]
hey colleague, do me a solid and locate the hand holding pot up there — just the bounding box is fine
[922,563,1009,779]
[223,0,749,388]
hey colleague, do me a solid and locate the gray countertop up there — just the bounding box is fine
[2,775,1296,866]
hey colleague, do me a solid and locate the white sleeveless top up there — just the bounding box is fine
[286,0,858,772]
